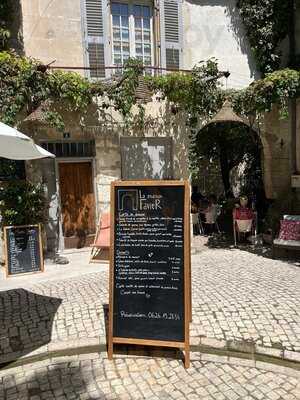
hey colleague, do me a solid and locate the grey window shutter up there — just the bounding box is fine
[83,0,110,78]
[159,0,183,71]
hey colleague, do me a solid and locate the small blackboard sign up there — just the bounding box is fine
[109,180,190,368]
[4,224,44,277]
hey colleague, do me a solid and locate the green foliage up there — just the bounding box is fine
[48,70,93,110]
[0,0,12,50]
[147,59,224,177]
[0,52,50,125]
[148,59,222,119]
[1,51,300,185]
[196,123,261,196]
[237,0,293,74]
[0,51,99,130]
[107,58,143,123]
[232,68,300,118]
[0,181,47,227]
[0,53,143,130]
[0,159,25,180]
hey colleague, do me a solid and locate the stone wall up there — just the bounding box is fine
[20,100,190,251]
[95,131,121,213]
[92,101,190,213]
[261,104,297,199]
[20,0,85,70]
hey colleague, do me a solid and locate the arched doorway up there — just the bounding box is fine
[194,100,265,201]
[195,122,264,200]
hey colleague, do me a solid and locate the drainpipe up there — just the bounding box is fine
[153,0,161,71]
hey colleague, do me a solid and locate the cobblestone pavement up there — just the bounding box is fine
[1,352,300,400]
[191,248,300,352]
[1,247,300,364]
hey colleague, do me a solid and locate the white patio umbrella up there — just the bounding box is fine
[0,122,55,160]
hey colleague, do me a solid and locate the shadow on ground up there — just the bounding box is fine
[0,289,62,365]
[206,233,272,257]
[0,363,107,400]
[204,233,300,266]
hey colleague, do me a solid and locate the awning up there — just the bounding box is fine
[0,122,55,160]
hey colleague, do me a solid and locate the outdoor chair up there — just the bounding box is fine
[233,213,257,246]
[90,212,110,263]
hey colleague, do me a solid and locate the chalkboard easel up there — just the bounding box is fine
[108,180,191,368]
[4,224,44,278]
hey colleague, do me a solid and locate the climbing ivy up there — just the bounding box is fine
[147,59,224,176]
[147,63,300,178]
[0,52,143,131]
[232,68,300,118]
[1,51,300,179]
[236,0,293,74]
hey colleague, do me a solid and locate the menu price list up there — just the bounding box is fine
[113,186,185,342]
[6,226,41,275]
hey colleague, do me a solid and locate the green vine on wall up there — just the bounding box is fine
[1,51,300,179]
[147,63,300,178]
[0,52,144,131]
[236,0,293,74]
[147,59,224,176]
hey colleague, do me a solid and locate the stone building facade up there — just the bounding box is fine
[11,0,300,252]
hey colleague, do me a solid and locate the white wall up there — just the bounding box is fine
[182,0,259,88]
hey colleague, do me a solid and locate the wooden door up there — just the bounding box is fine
[59,162,96,248]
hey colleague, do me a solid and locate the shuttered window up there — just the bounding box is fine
[83,0,109,78]
[82,0,183,76]
[159,0,183,71]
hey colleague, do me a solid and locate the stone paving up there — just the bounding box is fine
[1,352,300,400]
[1,245,300,398]
[191,248,300,352]
[1,246,300,364]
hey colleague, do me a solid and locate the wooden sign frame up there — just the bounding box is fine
[4,224,44,278]
[108,180,191,368]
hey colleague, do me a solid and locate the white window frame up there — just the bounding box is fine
[110,0,154,68]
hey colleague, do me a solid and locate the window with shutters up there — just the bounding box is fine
[83,0,182,78]
[111,1,153,68]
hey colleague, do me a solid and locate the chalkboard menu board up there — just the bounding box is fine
[108,180,190,368]
[4,225,44,277]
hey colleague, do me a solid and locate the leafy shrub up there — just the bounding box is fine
[0,180,47,228]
